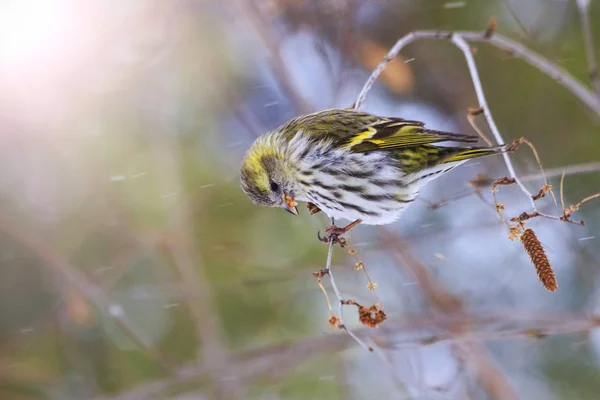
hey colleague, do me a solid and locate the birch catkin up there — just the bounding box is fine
[521,228,558,292]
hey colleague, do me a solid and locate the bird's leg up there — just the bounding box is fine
[318,219,362,246]
[306,202,321,215]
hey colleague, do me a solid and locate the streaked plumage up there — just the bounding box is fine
[240,108,509,226]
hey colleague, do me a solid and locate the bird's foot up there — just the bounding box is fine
[317,219,362,247]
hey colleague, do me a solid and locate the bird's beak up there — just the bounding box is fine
[282,193,299,216]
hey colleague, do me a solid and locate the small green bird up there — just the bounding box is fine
[240,108,511,239]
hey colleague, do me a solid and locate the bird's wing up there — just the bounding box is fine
[344,115,479,153]
[282,108,479,153]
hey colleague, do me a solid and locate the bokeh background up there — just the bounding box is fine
[1,1,600,399]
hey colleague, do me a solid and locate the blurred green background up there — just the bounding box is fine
[0,1,599,399]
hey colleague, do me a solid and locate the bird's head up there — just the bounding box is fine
[240,133,299,215]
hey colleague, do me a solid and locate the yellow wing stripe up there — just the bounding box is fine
[346,127,376,147]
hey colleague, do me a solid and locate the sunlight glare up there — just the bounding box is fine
[0,0,73,68]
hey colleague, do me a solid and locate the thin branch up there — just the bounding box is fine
[577,0,600,95]
[385,233,518,400]
[450,35,570,226]
[355,30,600,116]
[468,115,494,146]
[357,29,597,225]
[236,0,311,114]
[518,137,557,205]
[560,171,567,212]
[416,161,600,212]
[354,31,429,109]
[501,0,533,40]
[454,36,562,226]
[521,161,600,181]
[450,34,535,203]
[572,193,600,212]
[0,212,173,371]
[468,31,600,115]
[325,217,373,352]
[102,310,600,400]
[348,248,382,307]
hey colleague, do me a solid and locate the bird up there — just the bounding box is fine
[240,108,513,242]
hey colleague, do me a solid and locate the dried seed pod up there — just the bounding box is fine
[508,225,521,241]
[510,211,540,223]
[358,304,387,328]
[493,177,517,187]
[328,316,341,328]
[468,107,485,118]
[532,184,553,201]
[312,269,329,279]
[521,228,557,292]
[484,17,497,38]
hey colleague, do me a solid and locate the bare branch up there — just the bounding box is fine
[0,211,173,371]
[522,161,600,181]
[385,233,519,400]
[356,28,597,228]
[355,30,600,116]
[236,0,311,114]
[449,35,535,203]
[102,310,600,400]
[560,171,567,212]
[577,0,600,95]
[324,217,373,352]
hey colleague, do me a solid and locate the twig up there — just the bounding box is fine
[472,32,600,115]
[576,193,600,209]
[577,0,600,95]
[0,211,172,371]
[355,28,594,223]
[501,0,533,40]
[349,24,600,346]
[518,137,556,205]
[386,234,518,400]
[560,171,566,212]
[450,35,537,207]
[491,177,516,230]
[521,161,600,181]
[324,217,373,352]
[468,113,494,146]
[453,34,568,228]
[315,274,334,315]
[236,0,311,114]
[414,161,600,212]
[101,308,600,399]
[355,30,600,116]
[347,246,382,307]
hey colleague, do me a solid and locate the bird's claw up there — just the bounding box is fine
[317,230,327,243]
[317,227,347,247]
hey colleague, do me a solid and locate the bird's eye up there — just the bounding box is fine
[270,181,279,192]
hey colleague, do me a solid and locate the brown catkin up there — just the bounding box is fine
[521,228,558,292]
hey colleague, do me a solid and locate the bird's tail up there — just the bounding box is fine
[440,140,517,164]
